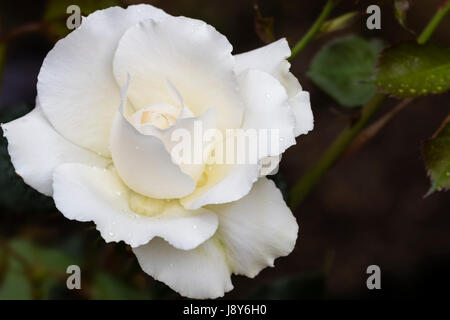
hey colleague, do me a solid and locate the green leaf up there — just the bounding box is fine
[318,11,358,37]
[423,116,450,195]
[374,42,450,98]
[307,35,384,108]
[91,273,152,300]
[0,105,56,213]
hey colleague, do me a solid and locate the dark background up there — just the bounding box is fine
[0,0,449,299]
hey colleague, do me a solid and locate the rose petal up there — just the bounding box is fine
[210,177,298,277]
[136,107,217,184]
[37,5,169,156]
[180,162,260,210]
[289,91,314,136]
[133,237,232,299]
[1,106,109,196]
[110,82,196,199]
[113,16,244,131]
[52,163,218,249]
[134,178,298,299]
[238,69,297,157]
[180,68,295,210]
[234,39,313,136]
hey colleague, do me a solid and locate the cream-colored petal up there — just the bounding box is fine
[180,162,260,210]
[238,69,296,157]
[1,106,109,196]
[110,82,195,199]
[289,91,314,136]
[133,237,232,299]
[52,163,218,249]
[210,178,298,277]
[37,5,169,156]
[136,108,217,184]
[113,16,244,131]
[234,39,313,137]
[134,178,298,299]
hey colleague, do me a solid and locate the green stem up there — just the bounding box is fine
[289,93,386,208]
[289,0,340,60]
[289,1,450,209]
[417,0,450,44]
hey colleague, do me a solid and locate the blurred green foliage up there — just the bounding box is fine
[91,273,151,300]
[307,35,384,108]
[0,239,80,299]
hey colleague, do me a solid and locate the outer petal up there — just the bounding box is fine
[234,39,291,81]
[37,5,169,156]
[211,178,298,277]
[133,237,232,299]
[113,16,244,131]
[52,163,218,249]
[110,82,196,199]
[238,69,296,157]
[289,91,314,136]
[234,39,313,136]
[133,178,297,299]
[1,106,109,196]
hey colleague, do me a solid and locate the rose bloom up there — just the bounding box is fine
[2,4,313,298]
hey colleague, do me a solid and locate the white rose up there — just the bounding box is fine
[1,4,313,299]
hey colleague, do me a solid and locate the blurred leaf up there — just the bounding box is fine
[1,239,83,299]
[0,258,31,300]
[394,0,412,31]
[247,273,325,299]
[9,239,76,272]
[91,273,152,300]
[423,116,450,195]
[45,0,122,38]
[375,42,450,98]
[308,35,384,108]
[318,11,358,37]
[0,105,56,213]
[253,4,275,44]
